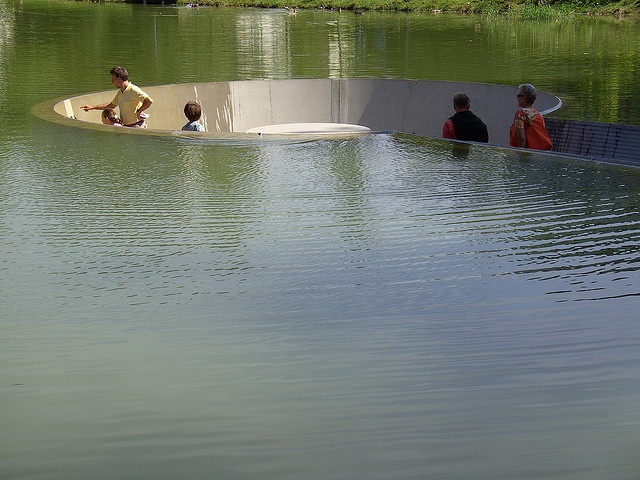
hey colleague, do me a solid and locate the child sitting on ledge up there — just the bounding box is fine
[101,109,122,126]
[182,101,205,132]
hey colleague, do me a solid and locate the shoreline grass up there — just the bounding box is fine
[171,0,640,17]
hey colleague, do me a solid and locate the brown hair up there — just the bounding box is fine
[109,66,128,81]
[184,101,202,122]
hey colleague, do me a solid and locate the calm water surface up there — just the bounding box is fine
[2,1,640,479]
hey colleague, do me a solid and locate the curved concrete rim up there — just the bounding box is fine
[33,78,563,147]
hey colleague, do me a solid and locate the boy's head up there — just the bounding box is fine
[184,101,202,122]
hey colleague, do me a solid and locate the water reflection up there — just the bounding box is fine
[0,1,14,109]
[236,11,291,78]
[4,125,640,480]
[502,158,640,301]
[229,132,640,311]
[3,3,640,479]
[390,134,640,303]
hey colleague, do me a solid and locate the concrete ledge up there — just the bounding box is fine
[47,78,562,147]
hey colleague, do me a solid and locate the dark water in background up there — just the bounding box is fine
[2,1,640,479]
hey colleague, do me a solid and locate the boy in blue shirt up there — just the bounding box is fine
[182,101,205,132]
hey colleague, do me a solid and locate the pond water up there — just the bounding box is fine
[2,1,640,479]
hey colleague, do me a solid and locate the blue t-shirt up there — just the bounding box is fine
[182,121,204,132]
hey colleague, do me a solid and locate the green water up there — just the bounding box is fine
[2,1,640,479]
[3,1,640,125]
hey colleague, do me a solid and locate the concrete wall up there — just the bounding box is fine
[56,79,562,147]
[546,117,640,167]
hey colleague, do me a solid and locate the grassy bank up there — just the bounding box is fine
[173,0,640,17]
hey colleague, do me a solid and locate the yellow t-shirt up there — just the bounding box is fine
[112,83,149,126]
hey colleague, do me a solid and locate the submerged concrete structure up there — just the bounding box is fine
[43,78,640,166]
[52,78,561,147]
